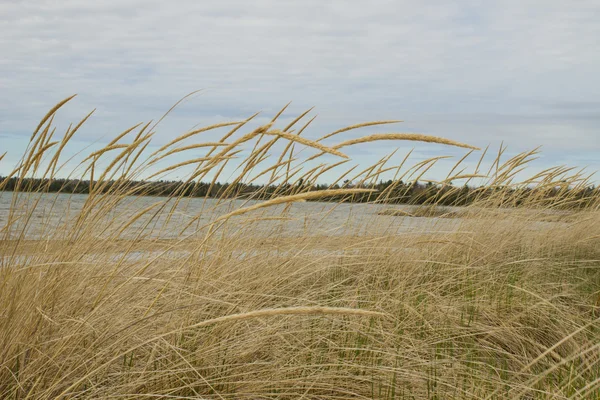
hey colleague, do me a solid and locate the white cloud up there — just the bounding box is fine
[1,0,599,179]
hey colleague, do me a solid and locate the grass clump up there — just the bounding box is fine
[1,96,600,399]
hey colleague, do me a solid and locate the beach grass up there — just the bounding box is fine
[1,96,600,399]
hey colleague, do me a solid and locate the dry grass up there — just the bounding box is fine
[378,205,457,218]
[1,97,600,399]
[333,133,481,151]
[378,206,582,222]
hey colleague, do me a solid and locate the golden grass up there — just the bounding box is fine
[211,188,374,225]
[265,129,349,159]
[333,133,480,150]
[317,120,403,142]
[1,97,600,399]
[30,94,77,141]
[149,143,229,164]
[152,121,243,155]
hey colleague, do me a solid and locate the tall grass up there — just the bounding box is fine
[1,96,600,399]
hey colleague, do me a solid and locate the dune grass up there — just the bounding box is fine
[1,96,600,399]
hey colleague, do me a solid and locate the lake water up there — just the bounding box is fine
[0,192,463,240]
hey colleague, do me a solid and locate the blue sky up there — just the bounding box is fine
[1,0,599,183]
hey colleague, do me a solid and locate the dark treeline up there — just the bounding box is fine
[1,176,599,209]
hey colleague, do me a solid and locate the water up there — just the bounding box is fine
[0,192,462,240]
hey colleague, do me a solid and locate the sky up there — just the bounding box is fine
[1,0,599,184]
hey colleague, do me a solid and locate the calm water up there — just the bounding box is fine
[0,192,465,240]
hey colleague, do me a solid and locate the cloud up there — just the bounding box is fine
[1,0,599,180]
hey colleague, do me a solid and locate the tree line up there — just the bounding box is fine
[1,176,598,209]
